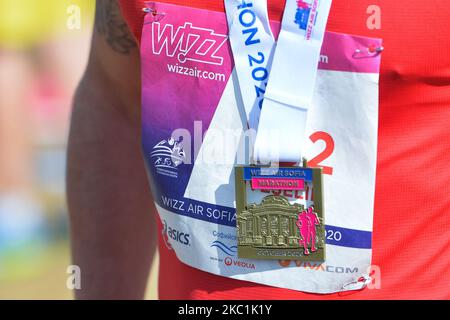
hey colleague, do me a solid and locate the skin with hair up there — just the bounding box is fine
[67,0,156,299]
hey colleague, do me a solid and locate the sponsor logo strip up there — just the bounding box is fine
[157,195,372,249]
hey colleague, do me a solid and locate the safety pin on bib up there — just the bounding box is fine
[143,3,167,22]
[353,45,384,59]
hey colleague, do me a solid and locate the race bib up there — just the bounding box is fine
[141,2,382,294]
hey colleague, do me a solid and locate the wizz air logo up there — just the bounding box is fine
[152,22,228,66]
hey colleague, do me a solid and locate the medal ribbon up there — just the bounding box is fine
[224,0,275,133]
[224,0,332,163]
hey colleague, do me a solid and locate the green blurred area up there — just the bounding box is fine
[0,191,158,299]
[0,242,73,300]
[0,241,159,300]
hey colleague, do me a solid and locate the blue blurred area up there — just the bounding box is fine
[0,149,70,256]
[0,195,46,254]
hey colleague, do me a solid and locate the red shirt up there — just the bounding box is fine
[119,0,450,299]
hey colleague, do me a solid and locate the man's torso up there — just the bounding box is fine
[119,0,450,299]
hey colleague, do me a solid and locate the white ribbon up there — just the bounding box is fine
[224,0,275,133]
[225,0,332,163]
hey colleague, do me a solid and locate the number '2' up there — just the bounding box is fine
[307,131,335,175]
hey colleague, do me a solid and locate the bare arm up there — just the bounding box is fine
[67,0,156,300]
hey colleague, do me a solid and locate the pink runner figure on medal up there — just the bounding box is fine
[306,206,320,252]
[296,210,311,255]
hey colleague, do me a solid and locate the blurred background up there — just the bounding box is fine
[0,0,158,300]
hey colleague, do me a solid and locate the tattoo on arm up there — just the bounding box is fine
[95,0,137,54]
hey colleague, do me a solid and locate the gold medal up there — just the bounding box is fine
[235,165,325,261]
